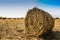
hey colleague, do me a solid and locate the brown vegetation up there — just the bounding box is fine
[0,18,60,40]
[0,18,26,40]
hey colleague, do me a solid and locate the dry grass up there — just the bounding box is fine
[0,18,60,40]
[0,18,26,40]
[53,19,60,31]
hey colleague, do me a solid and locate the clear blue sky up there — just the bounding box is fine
[0,0,60,18]
[37,0,60,6]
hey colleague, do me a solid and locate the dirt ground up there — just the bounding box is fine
[0,18,60,40]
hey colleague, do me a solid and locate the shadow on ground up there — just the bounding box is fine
[39,31,60,40]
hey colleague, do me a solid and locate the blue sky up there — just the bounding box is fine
[37,0,60,6]
[0,0,60,18]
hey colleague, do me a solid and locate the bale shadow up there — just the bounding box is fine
[39,31,60,40]
[53,31,60,40]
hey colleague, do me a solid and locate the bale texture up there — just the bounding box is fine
[25,8,54,37]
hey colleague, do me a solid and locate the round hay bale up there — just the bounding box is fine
[25,8,54,37]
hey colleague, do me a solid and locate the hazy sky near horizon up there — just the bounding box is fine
[0,0,60,18]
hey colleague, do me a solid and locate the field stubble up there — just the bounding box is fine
[0,19,60,40]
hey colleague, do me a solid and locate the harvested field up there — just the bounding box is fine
[0,18,60,40]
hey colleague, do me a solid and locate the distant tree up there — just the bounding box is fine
[56,17,59,19]
[0,16,3,19]
[14,18,17,20]
[20,17,24,19]
[0,16,7,20]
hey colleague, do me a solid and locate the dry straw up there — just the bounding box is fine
[25,7,54,37]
